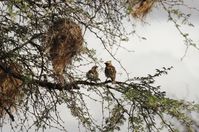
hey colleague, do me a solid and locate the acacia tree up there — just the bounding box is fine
[0,0,199,131]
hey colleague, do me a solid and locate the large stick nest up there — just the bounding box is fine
[129,0,156,18]
[44,19,83,76]
[0,62,23,117]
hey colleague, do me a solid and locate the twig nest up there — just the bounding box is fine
[129,0,156,18]
[44,19,83,76]
[0,62,23,117]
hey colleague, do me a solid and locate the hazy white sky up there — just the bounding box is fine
[64,11,199,132]
[85,2,199,101]
[55,2,199,131]
[65,19,199,131]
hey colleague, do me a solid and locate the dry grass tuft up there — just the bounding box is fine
[44,19,83,80]
[0,62,23,118]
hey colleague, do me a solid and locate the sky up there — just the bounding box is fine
[89,0,199,101]
[122,2,199,101]
[58,3,199,131]
[67,24,199,131]
[85,13,199,101]
[1,1,199,132]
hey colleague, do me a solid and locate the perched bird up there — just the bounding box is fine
[104,61,116,83]
[86,66,100,82]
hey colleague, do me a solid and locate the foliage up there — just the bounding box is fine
[0,0,199,131]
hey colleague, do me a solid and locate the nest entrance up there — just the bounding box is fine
[44,19,83,78]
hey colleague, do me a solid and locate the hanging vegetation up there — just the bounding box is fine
[44,19,83,81]
[0,62,23,119]
[129,0,156,18]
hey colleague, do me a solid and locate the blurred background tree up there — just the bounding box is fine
[0,0,199,131]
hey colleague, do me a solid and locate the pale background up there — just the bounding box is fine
[63,1,199,131]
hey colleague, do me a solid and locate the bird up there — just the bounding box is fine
[86,66,100,82]
[104,61,116,83]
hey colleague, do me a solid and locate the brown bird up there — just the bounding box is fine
[104,61,116,83]
[86,66,100,82]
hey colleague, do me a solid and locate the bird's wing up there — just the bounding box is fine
[86,70,93,78]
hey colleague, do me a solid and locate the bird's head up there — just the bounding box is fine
[92,65,98,70]
[104,61,111,66]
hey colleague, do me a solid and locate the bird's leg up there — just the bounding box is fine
[112,80,116,84]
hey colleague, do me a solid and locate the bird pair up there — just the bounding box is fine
[86,61,116,83]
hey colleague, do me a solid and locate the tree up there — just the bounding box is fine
[0,0,199,131]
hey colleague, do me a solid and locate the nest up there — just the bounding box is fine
[130,0,156,18]
[0,62,23,118]
[44,19,83,77]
